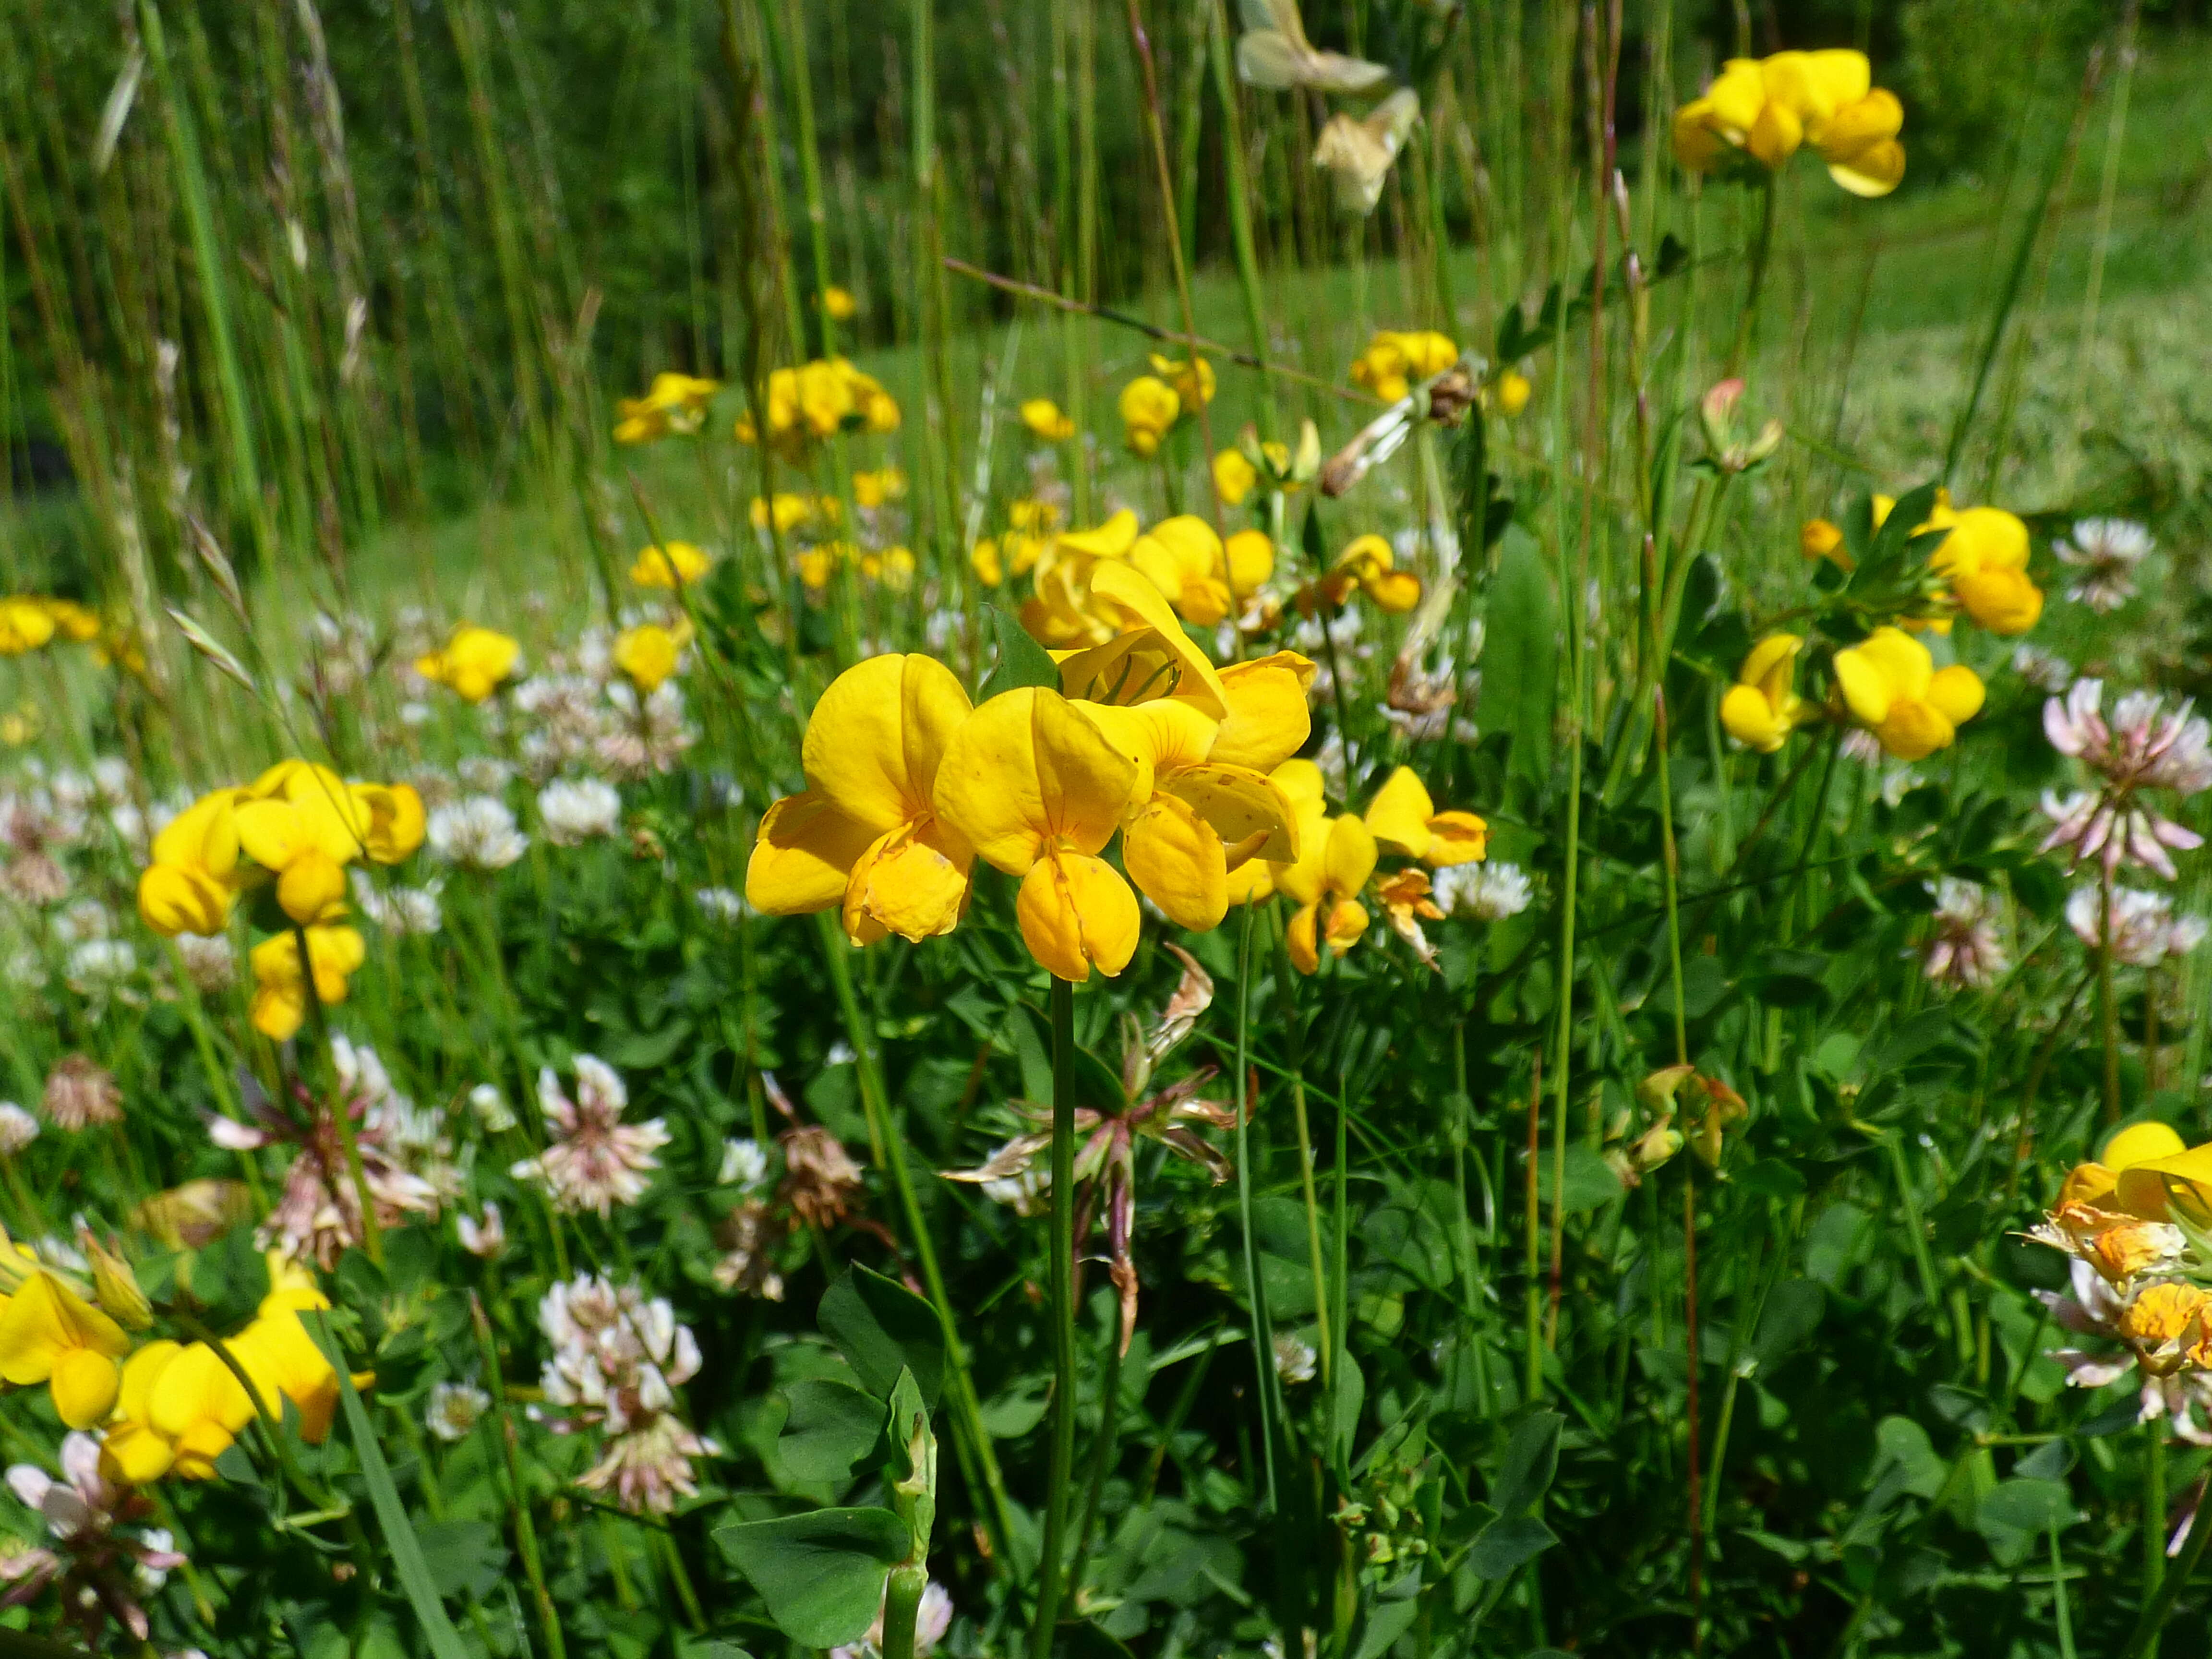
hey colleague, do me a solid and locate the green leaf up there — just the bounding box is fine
[1465,1515,1558,1580]
[1748,1280,1826,1371]
[1489,1410,1563,1518]
[820,1265,945,1408]
[1975,1477,2073,1567]
[1349,1595,1420,1659]
[1475,525,1556,789]
[413,1519,508,1602]
[979,1376,1050,1438]
[301,1313,472,1659]
[778,1378,887,1484]
[712,1507,909,1647]
[980,605,1061,698]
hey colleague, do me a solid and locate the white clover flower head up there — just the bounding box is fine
[2066,885,2209,967]
[511,1055,668,1217]
[537,778,624,846]
[0,1104,38,1156]
[2055,518,2152,613]
[718,1138,770,1192]
[1432,861,1533,921]
[1273,1332,1319,1386]
[694,886,750,924]
[468,1082,518,1133]
[174,932,236,992]
[425,1381,492,1443]
[427,796,529,870]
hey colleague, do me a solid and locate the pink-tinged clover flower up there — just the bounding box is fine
[2040,679,2211,879]
[511,1056,668,1218]
[0,1431,186,1646]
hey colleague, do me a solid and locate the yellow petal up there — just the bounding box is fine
[2117,1145,2212,1223]
[99,1420,177,1485]
[137,863,232,937]
[1875,700,1955,762]
[1835,626,1931,724]
[51,1347,120,1428]
[1225,529,1276,597]
[934,689,1138,874]
[1363,569,1423,613]
[1363,767,1436,859]
[803,654,974,833]
[1424,811,1489,866]
[354,784,426,864]
[1085,562,1230,719]
[1166,763,1300,864]
[0,1274,129,1384]
[1079,699,1220,813]
[1720,684,1791,753]
[1016,851,1141,981]
[1124,793,1228,932]
[1285,902,1322,975]
[1224,856,1276,907]
[1952,567,2043,636]
[1271,758,1328,815]
[1737,633,1802,692]
[1704,59,1768,134]
[1211,653,1314,772]
[747,791,880,914]
[148,1341,262,1443]
[151,790,242,873]
[1746,96,1803,169]
[277,850,349,926]
[1828,135,1905,198]
[842,822,973,944]
[1926,664,1986,727]
[2107,1122,2188,1170]
[1321,896,1370,955]
[1056,509,1142,558]
[1323,813,1378,898]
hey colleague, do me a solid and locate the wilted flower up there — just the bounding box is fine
[427,796,530,871]
[537,779,623,846]
[1923,879,2008,989]
[1433,861,1533,921]
[711,1200,786,1301]
[511,1056,668,1218]
[424,1381,492,1443]
[1312,89,1421,216]
[536,1274,714,1515]
[2056,519,2152,613]
[42,1057,121,1132]
[457,1203,506,1259]
[2066,885,2209,968]
[0,1432,186,1645]
[1234,0,1388,91]
[778,1124,866,1230]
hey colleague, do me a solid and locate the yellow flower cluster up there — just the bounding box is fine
[1672,49,1905,197]
[795,542,916,593]
[1295,534,1421,616]
[1803,492,2043,636]
[735,358,901,456]
[1119,355,1216,457]
[1019,510,1274,645]
[102,1256,355,1483]
[0,596,101,656]
[751,494,840,535]
[969,499,1065,589]
[1722,629,1984,762]
[1213,419,1322,508]
[1348,330,1458,403]
[612,373,720,445]
[632,541,714,589]
[415,623,522,702]
[137,760,424,1038]
[748,566,1318,980]
[2036,1123,2212,1372]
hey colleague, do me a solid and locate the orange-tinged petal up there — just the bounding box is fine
[1424,811,1489,866]
[1321,897,1370,955]
[747,791,879,914]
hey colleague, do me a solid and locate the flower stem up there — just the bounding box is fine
[2122,1458,2211,1659]
[1032,974,1080,1659]
[1236,903,1283,1515]
[2101,862,2122,1122]
[2147,1422,2168,1652]
[469,1292,567,1659]
[882,1563,928,1659]
[1722,175,1776,380]
[1655,687,1690,1068]
[294,925,382,1266]
[1277,922,1333,1390]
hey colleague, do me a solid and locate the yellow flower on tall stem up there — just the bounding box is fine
[1672,49,1905,197]
[1363,767,1488,865]
[1276,809,1378,975]
[630,541,714,589]
[248,926,367,1042]
[746,655,976,945]
[613,622,685,693]
[1021,399,1077,442]
[934,688,1142,983]
[1298,534,1421,615]
[1118,377,1181,459]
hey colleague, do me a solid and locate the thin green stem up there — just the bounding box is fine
[469,1294,566,1659]
[1032,974,1080,1659]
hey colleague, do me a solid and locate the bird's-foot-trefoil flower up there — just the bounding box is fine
[1720,635,1810,753]
[1832,626,1984,761]
[414,623,521,702]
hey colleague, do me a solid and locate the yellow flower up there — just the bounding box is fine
[415,624,521,702]
[1118,376,1181,458]
[861,547,917,591]
[1800,517,1850,568]
[737,359,899,453]
[1299,534,1420,615]
[1719,635,1808,754]
[2119,1283,2212,1359]
[631,540,714,589]
[1672,50,1905,197]
[1021,509,1145,647]
[1376,867,1446,967]
[1213,448,1260,507]
[1275,809,1378,975]
[1148,354,1216,413]
[971,538,1006,587]
[750,494,821,534]
[0,598,57,655]
[614,622,684,692]
[38,600,100,642]
[1225,530,1275,600]
[1832,626,1984,761]
[248,926,367,1042]
[747,655,976,946]
[612,372,719,445]
[1929,506,2042,635]
[1130,516,1234,627]
[0,1271,131,1428]
[2109,1139,2212,1226]
[1490,369,1532,417]
[1363,767,1488,866]
[933,687,1140,982]
[852,467,908,509]
[1349,330,1459,403]
[1054,561,1232,721]
[821,285,859,321]
[1021,399,1077,442]
[137,788,246,936]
